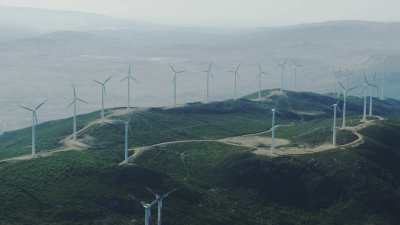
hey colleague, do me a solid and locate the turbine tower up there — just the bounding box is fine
[362,80,368,122]
[20,100,46,157]
[338,81,358,128]
[202,63,213,103]
[121,64,138,111]
[332,103,338,146]
[364,74,379,117]
[170,64,185,107]
[271,108,277,150]
[278,59,288,92]
[94,76,112,120]
[291,60,303,91]
[67,85,88,141]
[228,64,241,100]
[146,188,178,225]
[107,120,130,162]
[257,64,268,100]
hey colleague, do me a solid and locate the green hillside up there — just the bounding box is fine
[0,89,400,225]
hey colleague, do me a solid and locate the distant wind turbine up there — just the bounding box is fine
[20,100,46,157]
[228,64,241,100]
[278,59,288,92]
[121,64,138,111]
[170,64,185,107]
[202,63,213,103]
[291,60,303,91]
[364,74,379,117]
[67,85,88,141]
[332,103,338,146]
[338,81,358,128]
[271,108,277,150]
[93,76,112,120]
[257,64,268,100]
[146,187,178,225]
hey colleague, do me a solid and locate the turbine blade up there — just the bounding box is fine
[104,76,113,84]
[66,101,75,109]
[35,100,47,110]
[93,80,103,85]
[120,76,129,82]
[146,187,158,197]
[169,64,177,73]
[338,82,345,90]
[77,98,88,104]
[20,105,34,112]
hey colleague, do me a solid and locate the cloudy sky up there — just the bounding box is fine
[0,0,398,26]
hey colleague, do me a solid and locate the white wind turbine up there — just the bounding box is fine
[332,103,338,146]
[361,80,368,122]
[93,76,112,120]
[67,85,88,141]
[278,59,288,92]
[170,64,185,107]
[257,64,268,100]
[146,188,178,225]
[364,74,379,117]
[291,60,303,91]
[271,108,277,151]
[130,195,157,225]
[338,81,358,128]
[20,100,46,157]
[202,63,213,103]
[107,120,130,162]
[121,64,138,111]
[228,64,241,100]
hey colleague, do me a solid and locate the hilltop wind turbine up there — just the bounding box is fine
[170,64,185,107]
[338,81,358,128]
[94,76,112,120]
[291,60,303,91]
[107,120,130,162]
[332,103,338,146]
[364,74,379,117]
[146,188,178,225]
[67,85,88,141]
[271,108,277,150]
[20,100,46,157]
[278,59,288,92]
[129,195,157,225]
[121,64,138,111]
[361,80,368,122]
[228,64,241,100]
[257,64,268,100]
[202,63,213,103]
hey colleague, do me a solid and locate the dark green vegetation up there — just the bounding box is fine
[1,90,400,225]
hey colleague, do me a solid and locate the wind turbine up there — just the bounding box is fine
[20,100,46,157]
[129,195,157,225]
[338,81,358,128]
[228,64,241,100]
[67,85,88,141]
[257,64,268,100]
[271,108,277,150]
[170,64,185,107]
[146,188,178,225]
[121,64,138,111]
[332,103,338,146]
[93,76,112,120]
[361,80,368,122]
[364,74,379,117]
[202,63,213,103]
[291,60,303,91]
[278,59,288,92]
[106,120,130,162]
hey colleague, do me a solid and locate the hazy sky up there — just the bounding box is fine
[0,0,398,26]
